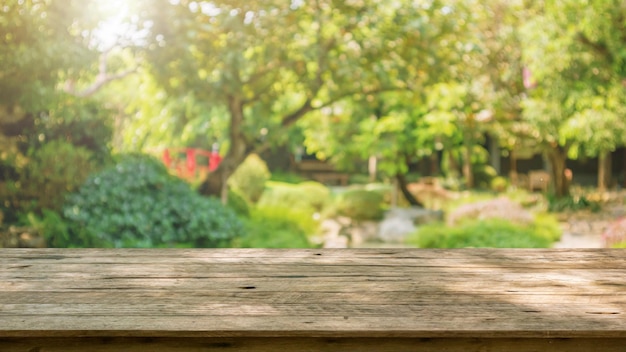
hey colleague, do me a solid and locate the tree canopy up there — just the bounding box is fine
[2,0,625,203]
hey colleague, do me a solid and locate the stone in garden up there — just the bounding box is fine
[348,221,379,245]
[378,207,443,243]
[447,197,533,226]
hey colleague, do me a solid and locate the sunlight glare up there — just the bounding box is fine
[91,0,151,51]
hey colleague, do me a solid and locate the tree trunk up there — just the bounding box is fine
[447,150,460,178]
[461,118,475,189]
[622,149,626,188]
[545,146,569,198]
[462,141,474,189]
[396,173,424,207]
[598,150,611,192]
[509,148,518,186]
[198,96,252,200]
[430,152,440,176]
[488,135,501,175]
[368,155,377,183]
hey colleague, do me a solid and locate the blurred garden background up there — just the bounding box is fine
[1,0,626,249]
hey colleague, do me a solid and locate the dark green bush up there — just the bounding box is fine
[228,154,270,203]
[63,154,243,248]
[233,205,315,248]
[548,195,601,212]
[22,98,114,164]
[334,188,385,221]
[3,140,97,216]
[473,164,498,189]
[407,217,560,248]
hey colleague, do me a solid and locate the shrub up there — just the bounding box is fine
[63,154,243,248]
[548,195,601,213]
[233,205,315,248]
[473,164,498,189]
[27,209,71,248]
[334,188,385,221]
[292,181,331,211]
[407,217,559,248]
[490,176,509,192]
[226,189,251,218]
[532,212,563,243]
[228,154,271,203]
[259,181,331,213]
[5,140,97,215]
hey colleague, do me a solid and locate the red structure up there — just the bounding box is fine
[161,147,222,180]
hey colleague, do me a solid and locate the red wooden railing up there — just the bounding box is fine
[162,148,222,180]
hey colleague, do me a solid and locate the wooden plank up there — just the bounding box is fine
[2,337,626,352]
[1,290,624,305]
[1,315,625,338]
[1,248,625,342]
[3,279,625,297]
[2,248,625,261]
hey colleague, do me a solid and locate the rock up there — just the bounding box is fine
[320,218,343,238]
[320,218,379,247]
[377,207,443,243]
[319,218,351,248]
[378,217,415,243]
[347,221,379,246]
[323,235,349,248]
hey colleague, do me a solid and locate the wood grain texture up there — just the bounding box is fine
[2,337,626,352]
[1,249,625,351]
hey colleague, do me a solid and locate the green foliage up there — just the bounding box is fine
[408,217,560,249]
[269,171,307,184]
[63,154,243,248]
[293,181,332,211]
[547,195,601,213]
[2,140,97,217]
[490,176,509,192]
[259,181,330,213]
[228,154,270,203]
[333,188,385,221]
[0,0,98,108]
[532,213,563,243]
[348,174,373,185]
[226,189,251,218]
[25,99,114,164]
[233,205,315,248]
[472,164,498,190]
[27,209,71,248]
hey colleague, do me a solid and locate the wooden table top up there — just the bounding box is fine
[1,248,625,339]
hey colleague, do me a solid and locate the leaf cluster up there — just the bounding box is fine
[63,154,244,248]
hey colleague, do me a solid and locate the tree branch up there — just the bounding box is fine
[280,98,314,128]
[63,47,139,98]
[576,33,614,64]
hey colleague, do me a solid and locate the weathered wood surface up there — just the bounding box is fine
[1,248,626,351]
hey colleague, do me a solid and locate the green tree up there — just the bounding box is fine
[142,0,448,199]
[520,0,626,196]
[302,0,501,194]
